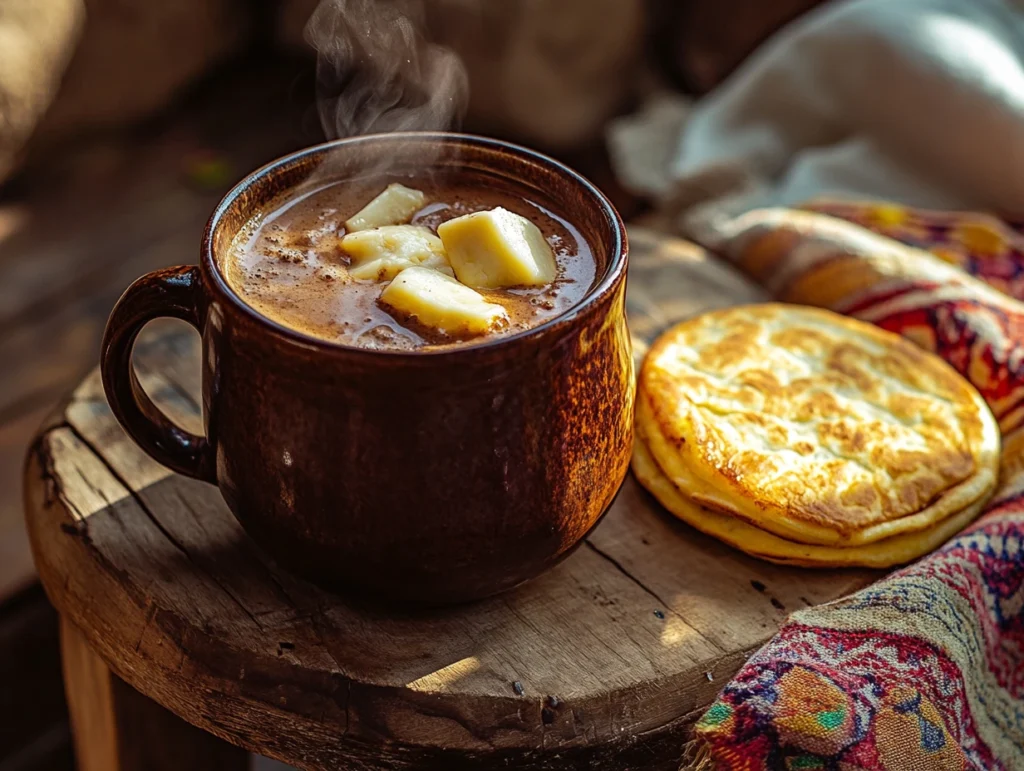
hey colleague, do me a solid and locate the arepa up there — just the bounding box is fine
[632,437,989,568]
[638,304,999,546]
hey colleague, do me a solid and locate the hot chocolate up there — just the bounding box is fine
[102,132,631,603]
[223,172,597,350]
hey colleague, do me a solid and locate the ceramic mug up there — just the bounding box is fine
[101,133,633,603]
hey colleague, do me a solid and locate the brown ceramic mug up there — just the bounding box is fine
[101,133,633,603]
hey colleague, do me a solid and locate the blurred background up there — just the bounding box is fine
[0,0,827,767]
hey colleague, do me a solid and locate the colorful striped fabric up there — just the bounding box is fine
[691,202,1024,770]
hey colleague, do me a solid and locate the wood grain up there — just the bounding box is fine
[61,617,249,771]
[25,228,879,770]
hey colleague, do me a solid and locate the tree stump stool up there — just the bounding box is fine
[24,230,878,770]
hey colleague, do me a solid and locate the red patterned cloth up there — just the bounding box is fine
[691,202,1024,770]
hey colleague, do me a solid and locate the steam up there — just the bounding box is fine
[305,0,470,138]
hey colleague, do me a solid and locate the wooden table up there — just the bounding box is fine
[24,229,878,770]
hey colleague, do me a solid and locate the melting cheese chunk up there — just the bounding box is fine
[380,266,509,337]
[437,207,557,289]
[342,225,453,282]
[345,184,427,232]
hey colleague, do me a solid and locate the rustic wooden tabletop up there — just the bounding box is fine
[24,227,878,770]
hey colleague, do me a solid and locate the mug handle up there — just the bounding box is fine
[100,265,216,483]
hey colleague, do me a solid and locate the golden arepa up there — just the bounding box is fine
[638,304,999,546]
[632,437,989,568]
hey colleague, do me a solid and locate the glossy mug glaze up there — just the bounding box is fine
[101,133,634,603]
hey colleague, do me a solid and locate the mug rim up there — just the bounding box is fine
[201,131,628,360]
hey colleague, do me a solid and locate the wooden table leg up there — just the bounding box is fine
[60,617,250,771]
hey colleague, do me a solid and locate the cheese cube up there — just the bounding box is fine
[436,207,556,288]
[345,184,427,232]
[379,266,509,337]
[342,225,453,281]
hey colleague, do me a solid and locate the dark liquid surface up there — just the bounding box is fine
[223,174,597,351]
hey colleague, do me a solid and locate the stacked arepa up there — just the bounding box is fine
[633,304,1000,567]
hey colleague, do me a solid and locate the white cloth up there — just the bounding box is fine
[610,0,1024,234]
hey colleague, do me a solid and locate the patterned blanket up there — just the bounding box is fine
[691,202,1024,770]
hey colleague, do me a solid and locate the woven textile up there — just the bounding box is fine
[692,202,1024,770]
